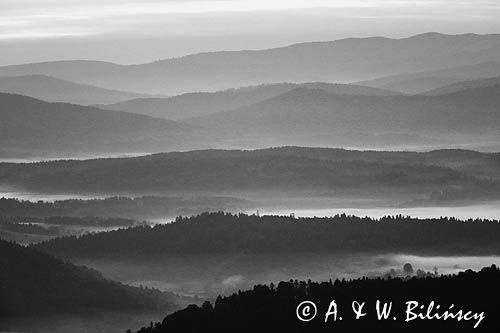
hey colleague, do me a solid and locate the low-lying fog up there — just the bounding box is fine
[0,186,106,202]
[76,253,500,299]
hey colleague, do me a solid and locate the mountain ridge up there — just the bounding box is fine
[0,74,158,105]
[357,61,500,93]
[0,92,208,156]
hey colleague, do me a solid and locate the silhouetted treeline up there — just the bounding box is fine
[0,239,177,317]
[34,212,500,259]
[0,214,136,227]
[0,196,249,220]
[0,221,59,235]
[136,265,500,333]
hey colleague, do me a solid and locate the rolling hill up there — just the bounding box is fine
[184,85,500,148]
[0,75,155,105]
[99,82,399,120]
[0,93,208,158]
[357,61,500,94]
[0,33,498,95]
[422,77,500,95]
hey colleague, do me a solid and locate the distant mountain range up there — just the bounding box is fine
[0,75,158,105]
[0,33,498,95]
[358,61,500,94]
[99,82,400,120]
[1,33,500,157]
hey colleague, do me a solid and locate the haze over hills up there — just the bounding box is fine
[0,93,208,158]
[0,33,498,95]
[423,77,500,95]
[185,85,500,149]
[2,0,500,328]
[3,83,500,158]
[0,75,156,105]
[357,61,500,94]
[99,82,400,120]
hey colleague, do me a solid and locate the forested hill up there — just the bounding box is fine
[135,265,500,333]
[33,212,500,260]
[1,148,500,200]
[0,239,176,317]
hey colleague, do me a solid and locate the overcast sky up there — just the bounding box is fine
[1,0,499,65]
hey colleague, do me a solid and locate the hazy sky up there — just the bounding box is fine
[1,0,499,65]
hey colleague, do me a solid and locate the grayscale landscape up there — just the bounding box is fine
[1,1,500,332]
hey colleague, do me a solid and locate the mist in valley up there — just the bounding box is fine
[74,252,500,299]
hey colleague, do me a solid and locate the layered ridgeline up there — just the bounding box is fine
[422,75,500,95]
[3,84,500,156]
[99,82,400,120]
[183,85,500,149]
[33,212,500,259]
[135,265,500,333]
[357,61,500,94]
[0,239,177,317]
[1,147,499,202]
[0,33,498,95]
[0,93,208,157]
[0,75,156,105]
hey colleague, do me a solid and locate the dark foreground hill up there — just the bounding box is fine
[0,239,176,318]
[33,212,500,260]
[136,265,500,333]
